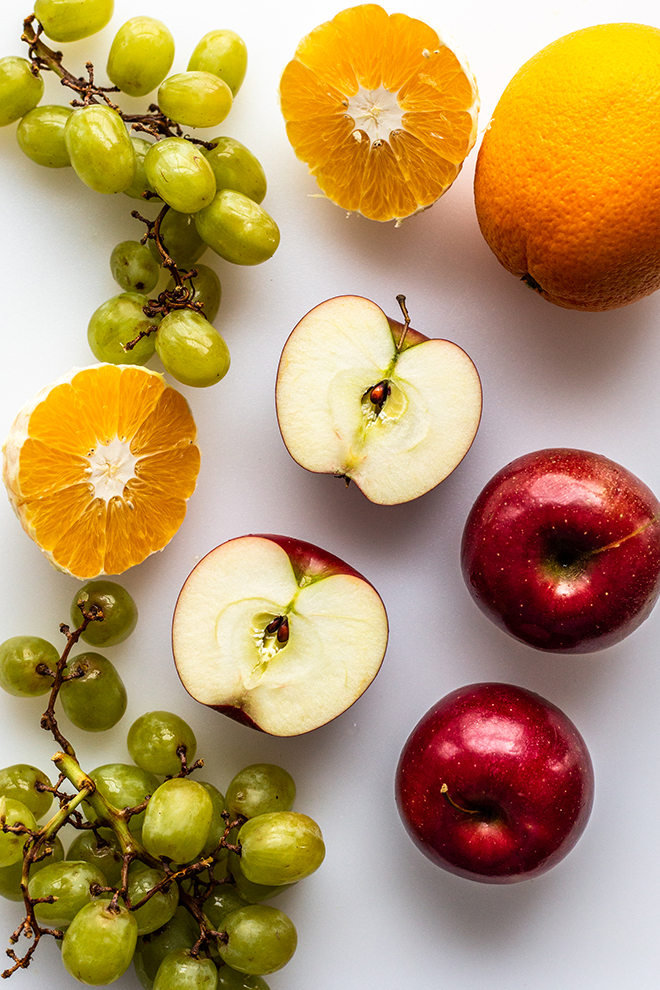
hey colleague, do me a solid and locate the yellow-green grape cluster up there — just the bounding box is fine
[1,0,280,389]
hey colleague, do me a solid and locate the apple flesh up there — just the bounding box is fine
[172,534,388,736]
[395,682,594,883]
[461,448,660,652]
[275,295,482,505]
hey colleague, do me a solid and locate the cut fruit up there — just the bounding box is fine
[2,365,200,579]
[172,534,389,736]
[279,3,479,222]
[275,295,482,505]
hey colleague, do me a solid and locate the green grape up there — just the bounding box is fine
[107,17,175,97]
[87,292,158,365]
[67,828,123,887]
[0,635,57,698]
[218,905,297,976]
[65,105,136,195]
[134,908,198,989]
[188,30,247,98]
[144,138,217,214]
[203,885,247,930]
[158,71,233,129]
[150,210,207,268]
[61,897,138,985]
[73,580,139,647]
[0,764,53,821]
[29,860,107,928]
[204,137,266,204]
[166,265,221,323]
[153,948,218,990]
[34,0,114,43]
[238,812,325,886]
[199,781,227,858]
[128,865,179,935]
[127,711,197,777]
[195,190,280,265]
[16,104,72,167]
[0,835,64,902]
[225,766,295,821]
[216,967,270,990]
[124,136,161,200]
[142,778,213,864]
[110,241,160,294]
[0,57,44,127]
[226,853,292,904]
[155,309,230,388]
[0,798,37,868]
[60,652,127,732]
[84,764,160,833]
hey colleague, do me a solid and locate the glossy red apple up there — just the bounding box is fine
[172,534,388,736]
[395,682,594,883]
[461,448,660,652]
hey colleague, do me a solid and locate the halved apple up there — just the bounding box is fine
[172,534,389,736]
[275,295,482,505]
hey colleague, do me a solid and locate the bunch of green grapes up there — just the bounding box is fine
[1,0,280,388]
[0,584,324,989]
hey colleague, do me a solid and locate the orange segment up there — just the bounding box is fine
[2,365,201,580]
[279,4,479,222]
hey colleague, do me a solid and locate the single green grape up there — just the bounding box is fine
[127,711,197,777]
[61,897,138,985]
[128,864,179,935]
[195,190,280,265]
[110,241,160,294]
[150,210,207,268]
[0,57,44,127]
[0,798,37,868]
[124,136,161,200]
[153,948,218,990]
[142,778,213,864]
[225,766,295,821]
[133,908,198,989]
[87,292,158,365]
[155,309,230,388]
[238,812,325,887]
[34,0,114,43]
[216,966,271,990]
[107,16,175,97]
[166,264,221,323]
[84,764,160,834]
[188,30,247,98]
[199,781,227,858]
[218,905,297,975]
[226,852,292,904]
[0,764,53,820]
[204,137,266,204]
[0,835,64,902]
[158,71,233,129]
[67,828,123,887]
[203,885,248,931]
[16,104,72,167]
[65,105,136,194]
[73,580,139,647]
[144,137,217,215]
[60,652,127,732]
[29,860,107,928]
[0,635,57,698]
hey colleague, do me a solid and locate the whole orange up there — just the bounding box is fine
[474,23,660,311]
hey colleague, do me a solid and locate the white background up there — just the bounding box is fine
[1,0,659,987]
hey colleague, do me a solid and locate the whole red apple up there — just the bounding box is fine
[395,682,594,883]
[461,448,660,652]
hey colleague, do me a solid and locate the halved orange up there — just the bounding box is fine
[2,365,200,579]
[279,4,479,223]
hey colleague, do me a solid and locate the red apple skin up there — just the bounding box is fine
[395,682,594,884]
[461,448,660,653]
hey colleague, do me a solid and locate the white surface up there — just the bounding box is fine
[0,0,659,987]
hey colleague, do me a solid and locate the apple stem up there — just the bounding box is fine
[590,514,660,556]
[440,783,480,816]
[395,294,411,351]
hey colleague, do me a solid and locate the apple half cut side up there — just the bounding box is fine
[275,296,482,505]
[172,534,389,736]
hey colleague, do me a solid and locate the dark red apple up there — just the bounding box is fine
[395,682,594,883]
[461,448,660,652]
